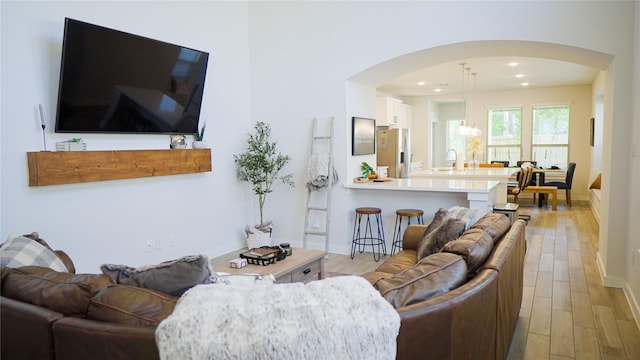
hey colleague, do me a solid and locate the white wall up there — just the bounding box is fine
[1,1,253,272]
[627,0,640,324]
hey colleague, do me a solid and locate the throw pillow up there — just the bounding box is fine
[101,254,217,297]
[589,173,601,189]
[447,206,478,229]
[414,208,449,261]
[0,235,68,272]
[415,218,466,261]
[422,208,449,236]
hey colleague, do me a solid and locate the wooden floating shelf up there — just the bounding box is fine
[27,149,211,186]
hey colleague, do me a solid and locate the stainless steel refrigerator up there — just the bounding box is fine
[376,128,411,178]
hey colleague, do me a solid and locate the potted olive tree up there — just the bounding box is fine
[234,121,294,248]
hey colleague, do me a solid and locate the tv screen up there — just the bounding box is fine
[55,18,209,134]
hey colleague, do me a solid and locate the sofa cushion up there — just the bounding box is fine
[375,250,417,274]
[87,284,178,327]
[416,218,465,260]
[1,266,114,317]
[373,252,468,308]
[0,235,68,272]
[360,271,394,285]
[469,213,511,243]
[101,254,217,297]
[442,228,494,273]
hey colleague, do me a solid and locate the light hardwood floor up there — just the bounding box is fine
[325,200,640,359]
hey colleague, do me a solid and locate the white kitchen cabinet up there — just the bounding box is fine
[376,97,413,128]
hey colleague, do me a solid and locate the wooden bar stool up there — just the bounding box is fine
[351,207,386,262]
[391,209,424,255]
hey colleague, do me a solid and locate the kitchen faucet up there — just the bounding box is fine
[448,148,457,166]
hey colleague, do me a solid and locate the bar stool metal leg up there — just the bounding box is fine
[391,209,424,255]
[351,207,386,262]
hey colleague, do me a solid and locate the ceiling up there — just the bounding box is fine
[376,56,599,98]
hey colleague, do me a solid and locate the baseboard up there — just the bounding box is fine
[624,282,640,330]
[596,252,626,288]
[596,252,639,328]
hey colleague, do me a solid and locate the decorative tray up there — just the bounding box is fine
[240,246,287,266]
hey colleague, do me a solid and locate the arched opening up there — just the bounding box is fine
[344,39,616,279]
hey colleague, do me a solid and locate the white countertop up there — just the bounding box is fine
[343,178,500,193]
[411,168,516,179]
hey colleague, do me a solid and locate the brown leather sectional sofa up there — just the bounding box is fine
[362,213,527,360]
[2,212,525,360]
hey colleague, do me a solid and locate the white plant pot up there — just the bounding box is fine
[192,141,208,149]
[246,231,272,249]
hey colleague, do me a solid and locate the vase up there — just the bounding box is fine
[469,159,480,170]
[246,230,272,249]
[192,140,208,149]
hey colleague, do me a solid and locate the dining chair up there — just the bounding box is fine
[544,162,576,206]
[507,165,534,203]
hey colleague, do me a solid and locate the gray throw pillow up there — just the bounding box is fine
[101,254,217,296]
[416,218,466,260]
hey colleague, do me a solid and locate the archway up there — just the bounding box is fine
[345,39,620,285]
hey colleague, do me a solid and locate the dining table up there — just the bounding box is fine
[530,168,567,206]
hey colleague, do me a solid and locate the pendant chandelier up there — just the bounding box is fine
[459,62,481,137]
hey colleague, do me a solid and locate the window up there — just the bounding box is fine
[487,107,522,166]
[532,105,570,168]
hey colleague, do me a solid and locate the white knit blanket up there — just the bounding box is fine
[156,276,400,360]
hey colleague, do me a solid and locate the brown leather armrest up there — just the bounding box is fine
[402,225,427,250]
[54,250,76,274]
[1,296,64,360]
[53,317,159,360]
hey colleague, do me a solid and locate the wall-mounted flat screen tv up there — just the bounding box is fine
[55,18,209,134]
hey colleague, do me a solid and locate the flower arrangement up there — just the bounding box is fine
[466,135,483,162]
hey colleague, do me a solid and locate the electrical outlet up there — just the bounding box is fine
[145,239,154,253]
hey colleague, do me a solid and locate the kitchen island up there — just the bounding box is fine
[344,178,500,249]
[411,168,515,203]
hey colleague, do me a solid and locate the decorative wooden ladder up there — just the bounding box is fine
[303,117,335,253]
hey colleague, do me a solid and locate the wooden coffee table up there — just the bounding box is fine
[212,247,326,284]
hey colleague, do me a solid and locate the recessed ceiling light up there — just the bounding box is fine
[418,81,426,86]
[434,88,442,93]
[509,62,519,67]
[516,74,524,78]
[521,82,529,86]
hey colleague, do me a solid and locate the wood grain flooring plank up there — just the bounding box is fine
[550,310,575,357]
